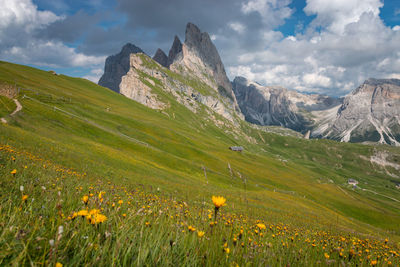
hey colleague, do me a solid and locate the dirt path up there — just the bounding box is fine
[1,98,22,124]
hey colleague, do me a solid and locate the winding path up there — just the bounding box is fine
[0,98,22,124]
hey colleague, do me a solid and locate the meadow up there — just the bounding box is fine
[0,60,399,266]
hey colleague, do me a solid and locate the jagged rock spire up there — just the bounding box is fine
[168,35,182,66]
[153,48,168,68]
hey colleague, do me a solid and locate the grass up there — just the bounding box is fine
[0,59,400,265]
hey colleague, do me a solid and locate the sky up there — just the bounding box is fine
[0,0,400,96]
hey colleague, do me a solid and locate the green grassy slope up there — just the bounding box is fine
[0,59,399,238]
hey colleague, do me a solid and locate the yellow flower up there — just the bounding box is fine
[256,223,266,230]
[21,195,28,202]
[89,213,107,224]
[370,260,378,266]
[77,209,89,217]
[224,247,230,254]
[82,195,89,204]
[56,263,63,267]
[118,200,123,205]
[197,231,205,238]
[212,196,226,208]
[324,253,330,259]
[10,169,17,175]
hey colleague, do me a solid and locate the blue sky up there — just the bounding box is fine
[1,0,400,96]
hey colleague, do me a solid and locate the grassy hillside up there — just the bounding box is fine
[0,60,399,265]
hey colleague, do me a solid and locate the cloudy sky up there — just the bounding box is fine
[1,0,399,96]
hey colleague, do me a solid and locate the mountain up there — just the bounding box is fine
[98,43,144,92]
[152,48,168,68]
[99,23,241,124]
[169,23,237,109]
[232,76,342,132]
[312,78,400,145]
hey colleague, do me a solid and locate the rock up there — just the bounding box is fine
[119,53,167,110]
[98,43,144,92]
[168,36,183,66]
[314,78,400,145]
[232,76,342,132]
[170,23,238,110]
[153,48,168,68]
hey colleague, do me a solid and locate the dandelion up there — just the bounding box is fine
[21,195,28,202]
[56,262,63,267]
[212,196,226,209]
[256,223,266,230]
[88,213,107,224]
[197,231,205,238]
[77,210,89,217]
[10,169,17,175]
[118,200,123,205]
[324,253,330,259]
[82,195,89,204]
[371,260,378,266]
[212,196,226,223]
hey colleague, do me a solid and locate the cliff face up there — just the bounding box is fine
[232,76,342,132]
[98,43,144,92]
[314,79,400,145]
[169,23,238,111]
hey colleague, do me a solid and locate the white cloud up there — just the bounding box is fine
[304,0,383,34]
[0,0,104,72]
[241,0,293,28]
[223,0,400,96]
[228,22,246,34]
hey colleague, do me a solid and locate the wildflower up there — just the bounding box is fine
[212,196,226,209]
[324,253,330,259]
[197,231,205,238]
[10,169,17,175]
[89,213,107,224]
[256,223,266,230]
[19,185,24,192]
[188,226,196,232]
[145,222,151,227]
[370,260,377,266]
[118,200,123,205]
[122,213,126,217]
[56,262,63,267]
[82,195,89,204]
[77,210,89,217]
[21,195,28,202]
[224,247,230,254]
[49,239,55,246]
[58,225,64,235]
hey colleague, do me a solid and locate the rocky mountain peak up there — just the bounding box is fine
[168,35,182,66]
[98,43,144,92]
[153,48,168,68]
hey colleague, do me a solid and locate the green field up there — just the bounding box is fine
[0,60,399,266]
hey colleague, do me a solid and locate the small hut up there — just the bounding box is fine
[347,179,358,186]
[229,146,243,152]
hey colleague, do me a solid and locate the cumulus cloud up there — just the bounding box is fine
[0,0,105,69]
[225,0,400,96]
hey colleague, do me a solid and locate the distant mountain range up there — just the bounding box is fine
[98,22,400,146]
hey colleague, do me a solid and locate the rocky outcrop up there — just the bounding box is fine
[170,23,238,110]
[232,76,342,132]
[168,36,183,66]
[119,53,236,124]
[152,49,168,68]
[313,78,400,145]
[98,43,144,92]
[119,54,167,110]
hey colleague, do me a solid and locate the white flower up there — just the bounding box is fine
[58,225,64,235]
[49,239,55,246]
[19,185,24,192]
